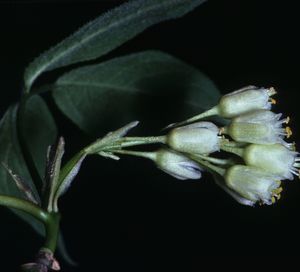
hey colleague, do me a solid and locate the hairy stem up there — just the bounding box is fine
[85,135,166,154]
[121,136,166,145]
[113,149,157,160]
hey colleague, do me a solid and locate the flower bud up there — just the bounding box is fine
[155,149,202,180]
[243,144,299,180]
[224,110,291,145]
[225,165,282,205]
[217,86,276,118]
[166,122,220,155]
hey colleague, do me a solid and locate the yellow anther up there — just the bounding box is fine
[273,187,283,195]
[270,98,277,105]
[285,116,290,124]
[285,126,293,138]
[271,186,283,203]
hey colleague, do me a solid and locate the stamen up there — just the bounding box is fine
[278,131,286,136]
[290,168,299,176]
[278,118,289,125]
[277,194,281,200]
[219,135,226,140]
[269,98,277,105]
[278,187,283,193]
[273,187,283,194]
[285,127,293,138]
[286,142,296,151]
[293,163,300,168]
[268,87,277,96]
[285,116,290,124]
[219,127,225,135]
[271,186,283,203]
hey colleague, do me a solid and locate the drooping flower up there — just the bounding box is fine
[223,110,292,145]
[155,149,202,180]
[243,143,299,180]
[166,122,221,155]
[165,86,277,129]
[217,86,276,118]
[225,165,283,205]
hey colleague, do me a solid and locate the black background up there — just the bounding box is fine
[1,0,300,271]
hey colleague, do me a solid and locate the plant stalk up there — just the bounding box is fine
[189,155,226,176]
[0,195,61,254]
[0,195,48,223]
[44,212,61,252]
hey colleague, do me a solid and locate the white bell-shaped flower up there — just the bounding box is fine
[217,86,276,118]
[155,149,202,180]
[224,110,291,145]
[243,144,299,180]
[225,165,283,205]
[166,122,220,155]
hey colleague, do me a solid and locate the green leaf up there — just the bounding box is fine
[52,50,220,135]
[0,97,74,263]
[0,95,58,234]
[21,96,58,181]
[24,0,207,93]
[0,97,73,263]
[1,95,57,218]
[0,105,44,234]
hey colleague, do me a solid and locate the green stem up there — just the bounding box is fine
[118,136,166,148]
[113,149,157,160]
[0,195,61,253]
[17,95,44,195]
[85,135,166,154]
[182,106,219,122]
[165,106,219,129]
[44,212,61,252]
[193,154,231,166]
[220,143,244,157]
[122,136,166,143]
[0,195,48,223]
[189,155,226,176]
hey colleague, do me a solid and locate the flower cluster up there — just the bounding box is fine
[150,86,299,206]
